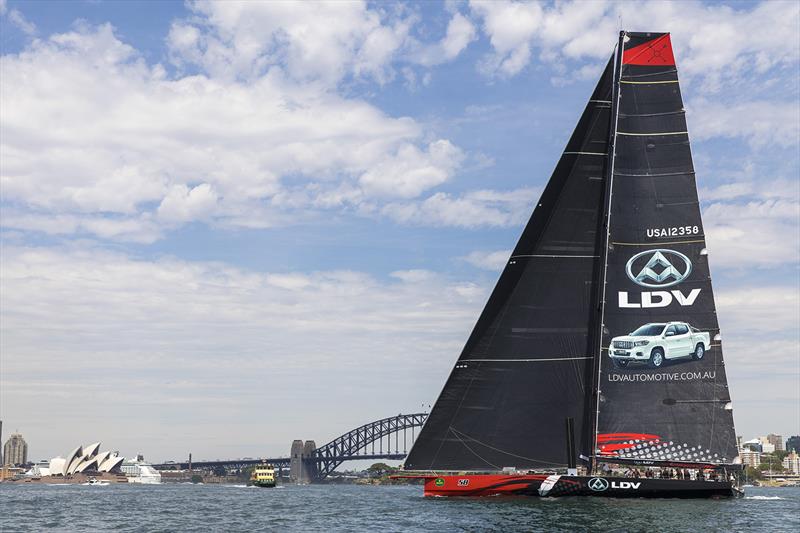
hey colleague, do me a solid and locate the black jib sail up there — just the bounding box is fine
[405,58,615,471]
[594,32,738,467]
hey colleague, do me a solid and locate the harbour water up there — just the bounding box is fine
[1,483,798,532]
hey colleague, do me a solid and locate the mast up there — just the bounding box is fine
[590,30,625,475]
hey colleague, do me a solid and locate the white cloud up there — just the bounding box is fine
[462,249,511,270]
[689,98,800,148]
[469,0,800,88]
[414,11,477,67]
[717,286,800,338]
[358,140,463,198]
[1,23,467,241]
[381,187,537,228]
[1,0,36,36]
[703,198,800,270]
[157,183,219,223]
[0,245,486,458]
[471,0,542,76]
[167,0,413,85]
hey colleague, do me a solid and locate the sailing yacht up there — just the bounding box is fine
[402,31,741,498]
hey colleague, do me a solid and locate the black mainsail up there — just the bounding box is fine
[594,32,738,466]
[406,31,738,474]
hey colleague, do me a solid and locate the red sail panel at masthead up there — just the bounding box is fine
[622,33,675,66]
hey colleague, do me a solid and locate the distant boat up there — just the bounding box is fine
[250,463,276,488]
[82,477,109,486]
[401,31,741,499]
[122,459,162,484]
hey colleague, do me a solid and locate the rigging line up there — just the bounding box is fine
[449,427,567,466]
[465,357,593,363]
[620,79,679,85]
[616,131,688,136]
[611,238,705,246]
[448,427,500,470]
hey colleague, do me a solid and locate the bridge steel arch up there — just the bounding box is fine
[311,413,428,480]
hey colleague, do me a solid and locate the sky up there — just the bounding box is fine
[1,0,798,463]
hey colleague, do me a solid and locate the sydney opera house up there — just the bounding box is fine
[39,443,124,477]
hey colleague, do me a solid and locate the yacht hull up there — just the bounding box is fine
[418,474,738,498]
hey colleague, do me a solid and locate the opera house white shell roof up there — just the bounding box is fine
[51,443,124,475]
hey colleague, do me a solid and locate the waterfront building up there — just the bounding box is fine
[739,449,761,468]
[766,434,784,452]
[53,443,123,475]
[742,438,761,452]
[787,436,800,453]
[3,433,28,466]
[782,452,800,474]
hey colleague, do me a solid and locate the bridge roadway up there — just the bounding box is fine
[153,454,407,471]
[153,413,427,482]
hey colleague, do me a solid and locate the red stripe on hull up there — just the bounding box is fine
[423,474,549,497]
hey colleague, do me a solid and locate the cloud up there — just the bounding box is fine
[167,0,414,85]
[1,23,467,241]
[689,98,800,148]
[469,0,800,88]
[0,245,486,459]
[471,0,542,76]
[697,176,799,270]
[381,187,537,228]
[413,11,477,67]
[1,0,36,36]
[462,249,510,271]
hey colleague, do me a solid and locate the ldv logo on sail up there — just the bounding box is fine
[619,249,700,308]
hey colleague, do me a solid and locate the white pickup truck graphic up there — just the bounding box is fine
[609,322,710,369]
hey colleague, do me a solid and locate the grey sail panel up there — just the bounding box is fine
[405,57,614,471]
[595,32,738,467]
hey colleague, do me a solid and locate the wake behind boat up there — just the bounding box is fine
[399,31,742,499]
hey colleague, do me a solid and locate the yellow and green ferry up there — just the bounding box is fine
[250,462,276,488]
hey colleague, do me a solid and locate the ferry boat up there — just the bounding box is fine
[250,463,276,488]
[400,31,743,499]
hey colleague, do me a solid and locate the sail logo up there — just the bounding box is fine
[620,249,700,308]
[588,477,609,491]
[626,249,692,288]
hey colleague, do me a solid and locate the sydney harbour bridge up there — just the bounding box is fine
[153,413,428,482]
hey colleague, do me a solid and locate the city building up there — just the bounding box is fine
[740,449,761,468]
[782,452,800,475]
[3,433,28,466]
[787,436,800,453]
[766,434,784,452]
[742,438,761,453]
